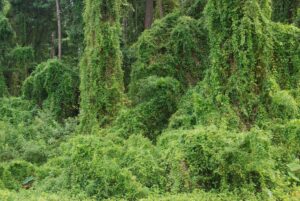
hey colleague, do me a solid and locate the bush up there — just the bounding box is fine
[168,84,240,130]
[114,76,181,140]
[22,141,47,164]
[40,134,150,200]
[0,121,25,161]
[123,11,209,140]
[121,135,165,190]
[23,59,79,119]
[0,160,35,190]
[36,133,168,199]
[271,90,299,119]
[0,97,36,125]
[0,106,77,163]
[271,119,300,177]
[158,126,277,192]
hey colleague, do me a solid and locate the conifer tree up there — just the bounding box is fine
[79,0,124,132]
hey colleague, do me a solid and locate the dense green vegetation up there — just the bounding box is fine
[0,0,300,200]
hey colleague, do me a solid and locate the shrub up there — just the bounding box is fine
[22,141,47,164]
[124,11,209,140]
[158,126,277,192]
[271,90,298,119]
[23,59,79,119]
[271,119,300,175]
[0,121,25,161]
[168,84,240,130]
[0,97,36,125]
[121,135,165,190]
[114,76,181,140]
[40,134,149,200]
[0,106,77,163]
[0,160,35,190]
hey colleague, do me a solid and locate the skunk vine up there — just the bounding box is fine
[79,0,124,132]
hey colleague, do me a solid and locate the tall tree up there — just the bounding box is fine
[8,0,56,62]
[204,0,274,128]
[55,0,62,59]
[157,0,163,18]
[79,0,124,132]
[144,0,154,29]
[0,0,13,97]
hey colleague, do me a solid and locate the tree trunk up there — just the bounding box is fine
[144,0,154,29]
[56,0,62,59]
[157,0,164,18]
[51,32,56,58]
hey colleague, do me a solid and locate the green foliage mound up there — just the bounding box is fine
[23,59,79,119]
[271,120,300,169]
[37,134,164,200]
[271,90,299,119]
[0,97,77,163]
[130,12,208,91]
[142,190,260,201]
[271,23,300,89]
[114,11,209,140]
[114,76,181,140]
[169,83,240,130]
[158,126,277,193]
[0,97,36,124]
[170,0,300,131]
[0,160,35,190]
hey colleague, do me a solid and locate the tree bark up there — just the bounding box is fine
[51,32,56,58]
[56,0,62,59]
[144,0,154,29]
[157,0,164,18]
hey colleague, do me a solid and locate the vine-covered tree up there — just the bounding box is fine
[0,0,13,97]
[79,0,124,132]
[272,0,300,24]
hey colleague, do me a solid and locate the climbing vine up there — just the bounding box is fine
[272,0,300,24]
[171,0,300,130]
[23,59,79,120]
[0,1,13,97]
[79,0,125,132]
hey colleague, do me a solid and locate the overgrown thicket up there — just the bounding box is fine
[0,0,13,97]
[113,10,209,140]
[1,0,300,200]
